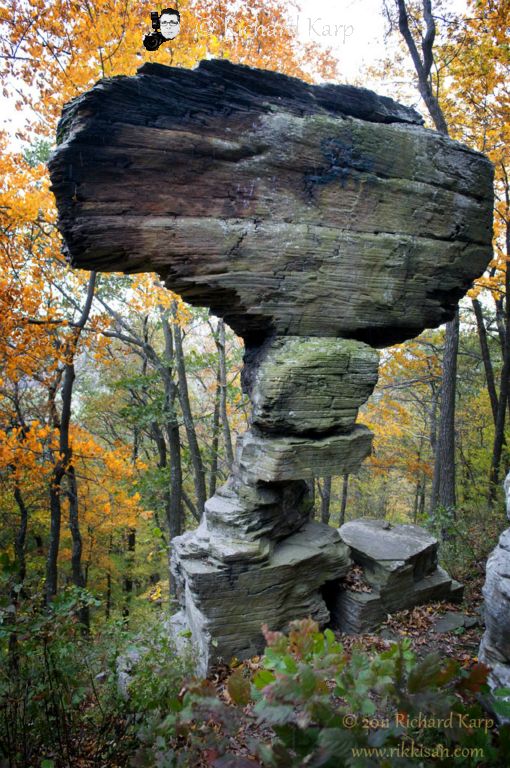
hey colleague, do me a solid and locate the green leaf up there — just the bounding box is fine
[41,761,55,768]
[227,668,251,707]
[253,668,275,690]
[317,728,356,759]
[407,653,443,693]
[254,701,295,725]
[360,699,376,716]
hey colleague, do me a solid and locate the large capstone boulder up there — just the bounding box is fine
[50,59,493,347]
[49,59,493,671]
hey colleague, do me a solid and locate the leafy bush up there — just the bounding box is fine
[137,619,510,767]
[421,505,501,581]
[0,588,130,767]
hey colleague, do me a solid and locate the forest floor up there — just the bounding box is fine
[191,563,488,767]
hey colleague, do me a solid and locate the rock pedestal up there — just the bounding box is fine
[49,59,494,671]
[169,337,375,672]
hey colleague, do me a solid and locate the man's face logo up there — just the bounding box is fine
[160,12,180,40]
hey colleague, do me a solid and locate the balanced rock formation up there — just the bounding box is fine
[479,472,510,717]
[328,519,463,634]
[49,59,494,671]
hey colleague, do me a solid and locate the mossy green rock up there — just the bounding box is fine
[251,337,379,434]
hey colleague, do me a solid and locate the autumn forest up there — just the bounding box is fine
[1,0,509,766]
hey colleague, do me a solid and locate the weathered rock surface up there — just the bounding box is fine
[236,425,374,483]
[49,58,493,347]
[328,519,463,634]
[171,518,351,674]
[49,59,491,671]
[248,337,379,435]
[479,473,510,719]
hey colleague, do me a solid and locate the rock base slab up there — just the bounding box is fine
[171,520,351,674]
[328,519,463,634]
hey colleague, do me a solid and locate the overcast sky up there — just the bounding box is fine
[294,0,389,82]
[2,0,470,145]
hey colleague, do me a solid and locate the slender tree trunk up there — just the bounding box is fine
[339,474,349,526]
[105,534,113,620]
[45,272,96,606]
[67,463,89,630]
[159,315,183,539]
[429,386,440,514]
[209,361,222,498]
[123,528,136,619]
[319,476,332,524]
[435,310,459,515]
[395,0,459,518]
[472,298,499,424]
[170,306,207,516]
[489,222,510,504]
[46,467,64,602]
[13,481,28,588]
[217,319,234,470]
[9,480,29,672]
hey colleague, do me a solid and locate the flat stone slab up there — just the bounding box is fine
[237,425,373,482]
[328,520,463,634]
[340,519,437,569]
[249,336,379,435]
[433,611,478,633]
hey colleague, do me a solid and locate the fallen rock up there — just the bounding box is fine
[432,611,472,634]
[328,519,463,634]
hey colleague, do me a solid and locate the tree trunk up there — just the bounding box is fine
[489,221,510,504]
[13,481,28,588]
[435,310,459,515]
[105,534,113,620]
[209,360,222,498]
[45,272,96,605]
[159,315,183,540]
[472,298,499,424]
[339,474,349,526]
[395,1,459,519]
[67,463,89,630]
[46,467,64,602]
[123,528,136,619]
[171,306,207,516]
[319,476,332,525]
[217,319,234,470]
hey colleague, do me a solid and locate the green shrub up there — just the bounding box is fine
[139,619,510,767]
[0,588,129,767]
